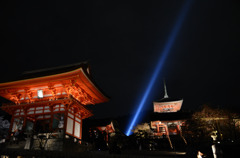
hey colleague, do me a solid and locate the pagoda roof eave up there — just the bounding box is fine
[153,98,183,103]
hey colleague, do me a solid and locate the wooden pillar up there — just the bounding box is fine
[176,124,180,135]
[22,108,27,131]
[165,125,169,136]
[64,104,69,137]
[50,105,54,131]
[8,114,15,138]
[73,107,76,139]
[80,118,82,144]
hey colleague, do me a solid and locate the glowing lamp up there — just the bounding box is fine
[37,90,44,98]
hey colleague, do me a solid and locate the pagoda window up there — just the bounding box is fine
[53,104,65,112]
[37,90,44,98]
[68,113,74,119]
[36,107,43,114]
[75,117,81,122]
[44,106,51,113]
[14,109,25,116]
[36,115,51,120]
[28,108,35,115]
[27,106,51,115]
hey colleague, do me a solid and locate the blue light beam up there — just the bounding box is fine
[126,0,193,136]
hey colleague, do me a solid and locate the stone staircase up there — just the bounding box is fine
[169,135,187,151]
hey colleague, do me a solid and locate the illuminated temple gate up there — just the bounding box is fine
[0,62,109,153]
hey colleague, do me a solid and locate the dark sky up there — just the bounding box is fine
[1,0,240,118]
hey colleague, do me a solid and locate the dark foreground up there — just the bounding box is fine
[0,149,185,158]
[1,143,240,158]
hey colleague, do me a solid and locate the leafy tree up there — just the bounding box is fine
[184,105,240,142]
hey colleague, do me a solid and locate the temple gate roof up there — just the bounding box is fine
[0,62,109,106]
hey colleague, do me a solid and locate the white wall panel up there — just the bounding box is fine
[66,117,73,134]
[74,122,80,138]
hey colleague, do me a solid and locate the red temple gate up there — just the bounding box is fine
[0,63,109,145]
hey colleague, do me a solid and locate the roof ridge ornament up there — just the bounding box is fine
[163,79,169,98]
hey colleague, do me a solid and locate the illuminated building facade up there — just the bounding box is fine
[94,121,115,143]
[86,119,116,150]
[0,62,109,154]
[150,82,187,148]
[133,82,188,149]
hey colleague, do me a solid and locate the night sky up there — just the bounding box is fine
[1,0,240,119]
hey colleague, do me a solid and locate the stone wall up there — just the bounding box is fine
[31,138,63,151]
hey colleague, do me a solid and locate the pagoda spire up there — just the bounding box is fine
[163,80,169,98]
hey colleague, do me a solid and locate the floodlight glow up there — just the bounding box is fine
[37,90,44,98]
[126,0,193,136]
